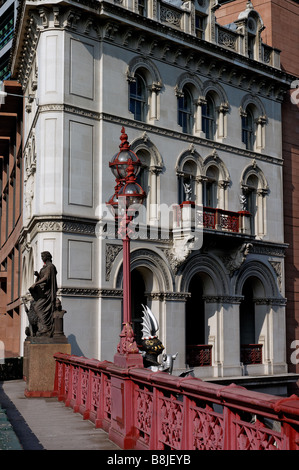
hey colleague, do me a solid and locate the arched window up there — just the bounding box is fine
[242,105,255,150]
[134,149,150,225]
[131,136,163,224]
[136,150,150,196]
[241,164,268,237]
[179,160,197,204]
[245,174,258,234]
[205,165,219,208]
[240,96,267,151]
[178,86,193,134]
[202,93,216,140]
[129,72,147,122]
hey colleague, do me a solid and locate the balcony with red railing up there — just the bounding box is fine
[241,344,263,365]
[200,207,240,232]
[186,344,212,367]
[175,202,252,236]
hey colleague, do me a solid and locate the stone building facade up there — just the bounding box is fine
[216,0,299,397]
[9,0,296,392]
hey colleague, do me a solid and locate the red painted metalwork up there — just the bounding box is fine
[186,344,212,367]
[106,128,145,370]
[181,205,243,232]
[241,344,263,365]
[53,353,299,450]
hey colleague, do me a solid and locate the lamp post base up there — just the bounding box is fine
[114,322,144,368]
[113,352,144,368]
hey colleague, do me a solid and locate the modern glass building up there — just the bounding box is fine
[0,0,18,82]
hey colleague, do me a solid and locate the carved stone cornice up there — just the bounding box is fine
[11,0,293,96]
[250,241,287,257]
[101,113,284,167]
[20,215,97,247]
[254,297,287,306]
[58,287,123,298]
[203,295,244,304]
[162,292,191,301]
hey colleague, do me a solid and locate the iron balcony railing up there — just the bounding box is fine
[241,344,263,365]
[186,344,212,367]
[175,203,251,235]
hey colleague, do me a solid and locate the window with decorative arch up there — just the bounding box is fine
[240,95,267,152]
[202,92,216,140]
[129,71,147,122]
[175,74,203,136]
[178,86,193,134]
[202,152,230,210]
[241,162,269,237]
[130,134,163,224]
[176,148,203,204]
[127,58,162,124]
[200,82,229,141]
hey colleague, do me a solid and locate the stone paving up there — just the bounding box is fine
[0,379,120,451]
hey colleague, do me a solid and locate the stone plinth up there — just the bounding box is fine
[23,341,71,397]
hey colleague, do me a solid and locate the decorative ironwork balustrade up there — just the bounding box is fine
[200,207,240,232]
[54,353,299,450]
[175,203,250,234]
[186,344,212,367]
[241,344,263,365]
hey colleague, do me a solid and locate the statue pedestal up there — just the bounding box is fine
[23,340,71,397]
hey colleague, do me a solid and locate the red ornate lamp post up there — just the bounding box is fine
[107,127,146,367]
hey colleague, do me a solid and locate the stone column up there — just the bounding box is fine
[99,290,123,362]
[163,292,190,370]
[218,296,243,377]
[254,298,287,375]
[217,103,229,139]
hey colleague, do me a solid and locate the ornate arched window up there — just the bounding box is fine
[205,165,219,208]
[178,86,193,134]
[175,74,203,137]
[202,93,216,140]
[129,71,147,122]
[241,105,255,150]
[200,82,229,141]
[176,148,203,205]
[240,95,267,151]
[241,162,269,237]
[202,151,230,210]
[131,134,163,223]
[179,160,197,204]
[127,57,163,123]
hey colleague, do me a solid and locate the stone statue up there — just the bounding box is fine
[23,296,38,337]
[183,180,192,201]
[240,194,247,211]
[28,251,57,337]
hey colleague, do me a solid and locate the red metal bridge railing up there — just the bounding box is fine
[53,352,299,450]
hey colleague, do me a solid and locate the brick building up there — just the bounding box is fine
[216,0,299,392]
[0,80,23,358]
